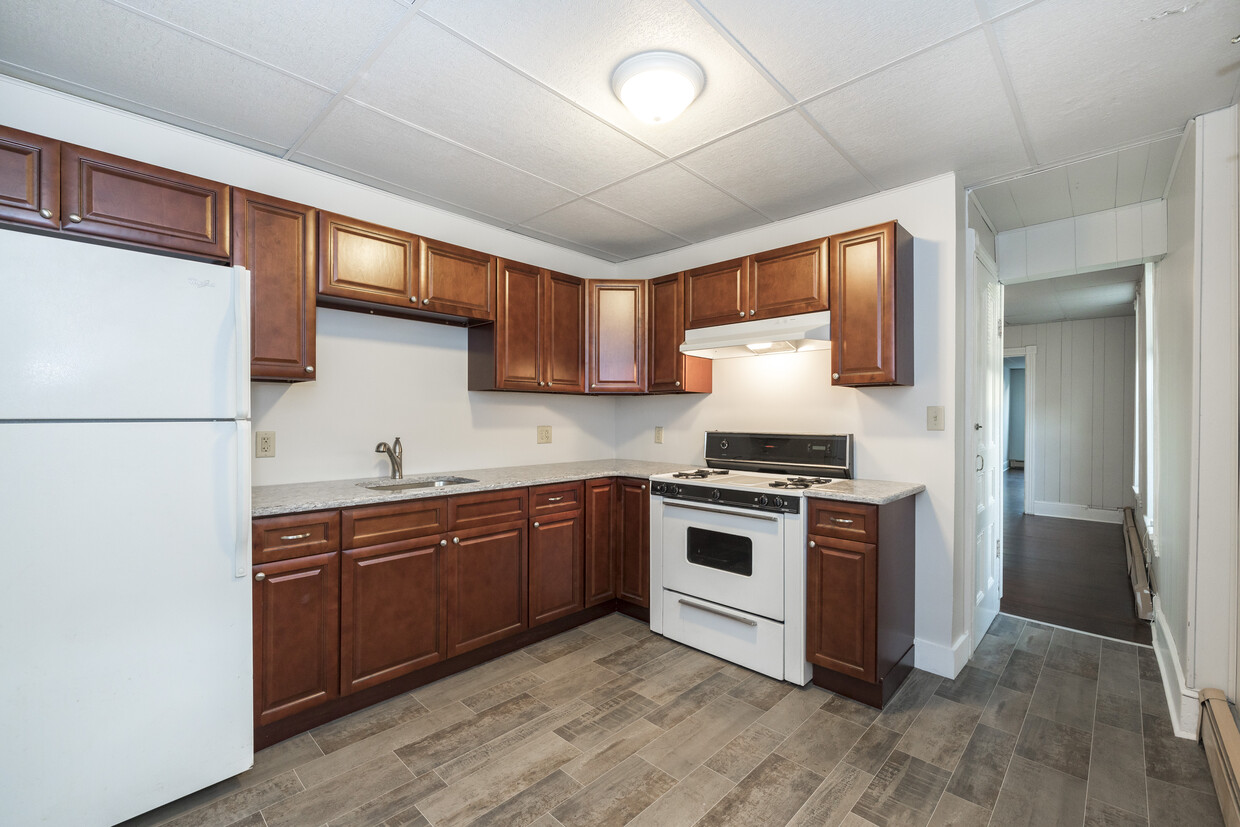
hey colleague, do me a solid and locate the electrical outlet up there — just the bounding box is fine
[654,426,664,444]
[255,430,276,458]
[926,406,945,431]
[536,425,552,444]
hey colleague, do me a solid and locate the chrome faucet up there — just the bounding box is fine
[375,437,403,479]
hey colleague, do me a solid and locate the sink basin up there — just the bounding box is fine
[360,476,478,491]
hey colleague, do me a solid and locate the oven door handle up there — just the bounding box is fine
[678,598,758,627]
[662,501,779,522]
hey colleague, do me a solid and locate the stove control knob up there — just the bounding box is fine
[758,495,769,507]
[773,496,785,509]
[652,483,664,495]
[671,485,681,497]
[710,489,721,501]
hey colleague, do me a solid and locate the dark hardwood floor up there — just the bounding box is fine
[1000,468,1152,644]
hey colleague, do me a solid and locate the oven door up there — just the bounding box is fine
[660,500,785,621]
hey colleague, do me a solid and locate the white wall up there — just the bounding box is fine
[616,174,961,677]
[1004,318,1135,521]
[1008,367,1025,463]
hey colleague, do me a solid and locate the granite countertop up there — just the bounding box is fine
[252,459,687,517]
[254,459,925,517]
[804,480,925,505]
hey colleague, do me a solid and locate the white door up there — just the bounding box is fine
[972,243,1004,640]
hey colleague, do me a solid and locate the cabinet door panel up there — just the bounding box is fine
[445,524,528,656]
[61,144,229,259]
[584,478,616,606]
[615,478,650,607]
[588,280,646,393]
[343,498,449,548]
[648,272,710,394]
[829,222,912,386]
[253,552,339,726]
[253,510,340,565]
[684,259,748,329]
[317,212,417,307]
[233,190,316,381]
[529,513,584,626]
[750,238,828,319]
[806,536,876,681]
[449,488,528,532]
[341,541,442,694]
[495,260,543,390]
[0,125,59,229]
[545,271,585,392]
[420,237,495,320]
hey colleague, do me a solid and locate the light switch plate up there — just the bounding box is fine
[654,426,664,444]
[926,406,945,431]
[537,425,552,444]
[255,430,276,457]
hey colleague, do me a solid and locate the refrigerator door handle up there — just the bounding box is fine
[233,266,252,420]
[235,419,252,578]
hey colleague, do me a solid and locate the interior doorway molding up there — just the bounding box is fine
[1004,344,1036,516]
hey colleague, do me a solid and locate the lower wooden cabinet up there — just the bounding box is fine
[584,478,617,606]
[615,478,650,608]
[806,536,877,681]
[252,551,340,727]
[528,511,584,626]
[444,522,528,657]
[340,539,443,695]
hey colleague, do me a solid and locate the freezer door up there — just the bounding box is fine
[0,228,249,421]
[0,421,253,826]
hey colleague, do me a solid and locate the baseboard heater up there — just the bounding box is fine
[1122,507,1153,621]
[1199,689,1240,827]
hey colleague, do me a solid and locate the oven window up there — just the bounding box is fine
[686,528,752,576]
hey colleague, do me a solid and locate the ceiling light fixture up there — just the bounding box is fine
[612,51,705,124]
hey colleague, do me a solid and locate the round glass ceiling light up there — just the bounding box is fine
[612,51,705,124]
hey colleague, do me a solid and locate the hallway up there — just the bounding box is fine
[999,469,1152,645]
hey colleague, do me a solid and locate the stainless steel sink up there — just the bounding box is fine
[359,476,478,491]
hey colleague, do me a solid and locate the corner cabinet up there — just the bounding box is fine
[584,478,617,606]
[588,280,646,393]
[828,222,913,387]
[647,273,711,394]
[615,478,650,610]
[806,495,915,708]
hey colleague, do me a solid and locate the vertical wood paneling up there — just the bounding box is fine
[1044,322,1062,501]
[1091,321,1106,507]
[1123,318,1136,508]
[1103,317,1126,508]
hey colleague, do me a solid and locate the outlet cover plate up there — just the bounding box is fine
[926,406,945,431]
[256,430,276,458]
[537,425,552,444]
[654,426,664,444]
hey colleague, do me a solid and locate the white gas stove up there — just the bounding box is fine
[649,432,853,684]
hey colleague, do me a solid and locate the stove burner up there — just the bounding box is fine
[769,476,834,489]
[671,469,730,479]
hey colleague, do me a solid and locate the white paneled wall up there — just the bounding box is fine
[1004,318,1135,520]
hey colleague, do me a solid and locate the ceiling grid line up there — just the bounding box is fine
[972,0,1038,169]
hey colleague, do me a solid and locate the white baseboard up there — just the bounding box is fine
[1152,596,1200,739]
[915,632,969,679]
[1031,500,1124,524]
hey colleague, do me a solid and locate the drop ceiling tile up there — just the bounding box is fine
[802,31,1028,190]
[1005,167,1071,226]
[992,0,1240,163]
[508,226,625,263]
[981,0,1042,19]
[590,163,768,242]
[0,0,331,150]
[519,199,687,260]
[1114,143,1150,206]
[350,16,662,194]
[420,0,787,156]
[972,182,1025,232]
[677,111,876,220]
[698,0,981,98]
[1141,136,1180,201]
[295,100,577,226]
[1066,154,1117,215]
[116,0,409,89]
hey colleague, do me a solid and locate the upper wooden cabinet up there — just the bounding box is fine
[232,190,317,382]
[684,238,829,330]
[317,211,418,308]
[60,143,230,260]
[588,280,646,394]
[648,273,711,394]
[0,125,59,230]
[470,261,585,393]
[684,258,749,329]
[829,221,913,387]
[418,237,495,320]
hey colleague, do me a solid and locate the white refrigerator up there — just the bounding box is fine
[0,228,254,826]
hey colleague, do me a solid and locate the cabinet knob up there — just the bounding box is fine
[254,571,266,581]
[440,539,447,546]
[39,208,53,219]
[68,213,83,224]
[453,537,460,544]
[674,381,680,387]
[422,298,430,305]
[832,372,840,380]
[305,365,314,374]
[749,309,755,316]
[808,540,816,548]
[538,381,545,387]
[533,521,540,528]
[738,312,745,317]
[641,485,646,490]
[410,296,418,303]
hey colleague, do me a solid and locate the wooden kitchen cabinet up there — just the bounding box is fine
[252,551,340,726]
[418,236,495,321]
[317,211,418,309]
[528,482,584,626]
[684,258,749,329]
[828,221,913,387]
[648,273,711,394]
[232,190,317,381]
[750,237,829,319]
[0,125,59,230]
[444,521,528,656]
[252,509,340,565]
[584,478,617,606]
[340,538,444,694]
[806,495,916,708]
[615,477,650,609]
[60,143,230,260]
[588,279,646,393]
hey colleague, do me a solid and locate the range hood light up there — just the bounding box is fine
[680,311,831,359]
[745,341,796,355]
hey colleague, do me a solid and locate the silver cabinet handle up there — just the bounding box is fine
[749,309,755,315]
[833,518,854,525]
[678,598,757,627]
[538,381,545,387]
[305,366,314,374]
[39,208,53,219]
[280,532,311,541]
[410,296,418,303]
[533,521,540,527]
[738,312,744,317]
[68,213,83,223]
[674,381,680,387]
[453,537,460,544]
[439,539,447,547]
[254,572,266,581]
[641,485,646,490]
[547,496,563,502]
[591,383,597,388]
[422,298,430,305]
[809,540,816,548]
[832,372,840,380]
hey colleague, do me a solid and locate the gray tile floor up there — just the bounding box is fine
[125,613,1224,827]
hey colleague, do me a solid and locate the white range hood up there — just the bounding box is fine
[679,311,831,359]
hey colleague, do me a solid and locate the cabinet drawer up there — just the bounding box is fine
[807,499,877,543]
[449,488,528,531]
[344,498,448,548]
[253,511,340,564]
[530,481,583,516]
